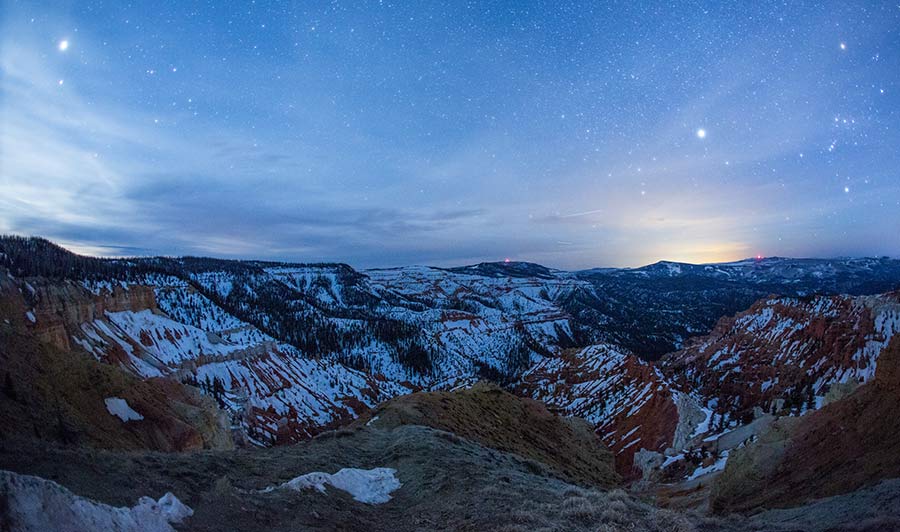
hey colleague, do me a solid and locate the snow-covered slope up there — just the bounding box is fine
[5,236,900,457]
[516,344,679,476]
[28,276,412,446]
[519,292,900,480]
[0,470,192,532]
[143,259,587,385]
[363,265,582,378]
[661,292,900,424]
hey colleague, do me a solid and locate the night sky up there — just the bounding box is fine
[2,1,899,269]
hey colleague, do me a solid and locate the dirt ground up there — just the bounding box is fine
[3,423,900,532]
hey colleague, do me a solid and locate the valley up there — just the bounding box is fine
[2,236,900,531]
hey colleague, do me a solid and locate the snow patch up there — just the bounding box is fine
[686,450,730,480]
[266,467,400,504]
[662,453,685,468]
[0,470,192,532]
[105,397,144,422]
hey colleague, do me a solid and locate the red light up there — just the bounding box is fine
[504,258,511,263]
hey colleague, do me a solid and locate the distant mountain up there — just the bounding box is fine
[571,255,900,359]
[443,260,560,279]
[594,256,900,291]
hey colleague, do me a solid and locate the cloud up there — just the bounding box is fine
[2,4,897,270]
[0,28,498,265]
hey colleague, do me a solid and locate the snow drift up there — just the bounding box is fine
[266,467,401,504]
[0,470,192,532]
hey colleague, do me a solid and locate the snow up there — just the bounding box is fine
[105,397,144,422]
[266,467,401,504]
[662,453,685,468]
[25,311,36,323]
[618,425,642,443]
[689,404,714,440]
[155,286,246,332]
[366,415,380,427]
[0,470,192,532]
[618,438,642,453]
[71,288,412,444]
[664,262,682,276]
[686,450,730,480]
[105,309,245,365]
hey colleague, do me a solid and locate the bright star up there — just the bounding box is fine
[839,42,846,51]
[58,39,69,51]
[844,186,850,193]
[696,128,707,139]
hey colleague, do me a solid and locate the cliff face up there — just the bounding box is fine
[660,293,900,424]
[516,293,900,483]
[711,335,900,512]
[4,270,413,447]
[516,344,679,479]
[27,281,158,351]
[0,271,232,452]
[0,324,233,452]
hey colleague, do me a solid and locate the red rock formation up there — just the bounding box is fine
[517,344,678,479]
[661,293,900,423]
[27,281,158,351]
[0,274,232,451]
[711,335,900,512]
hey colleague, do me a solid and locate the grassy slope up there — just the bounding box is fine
[356,381,620,488]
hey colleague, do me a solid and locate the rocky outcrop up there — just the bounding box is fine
[670,391,707,451]
[0,324,233,452]
[518,293,900,484]
[710,335,900,512]
[515,344,677,480]
[660,293,900,424]
[26,280,158,351]
[0,271,232,451]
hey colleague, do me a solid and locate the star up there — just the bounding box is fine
[844,186,850,193]
[839,42,847,51]
[696,128,707,139]
[58,39,69,51]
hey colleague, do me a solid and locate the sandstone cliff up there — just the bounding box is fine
[0,270,232,451]
[710,335,900,512]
